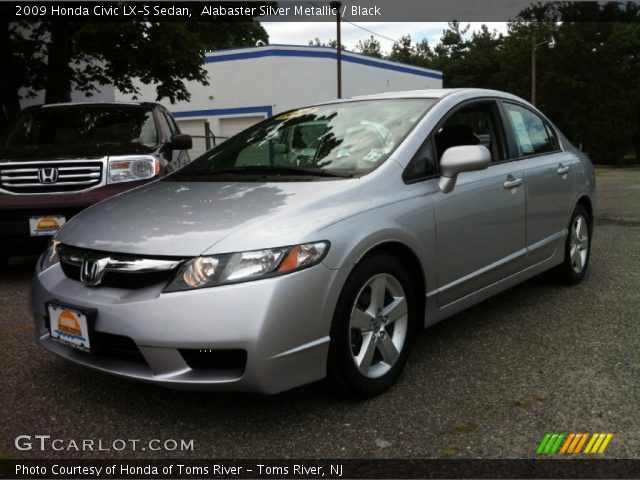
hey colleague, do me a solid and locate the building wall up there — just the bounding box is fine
[115,45,443,140]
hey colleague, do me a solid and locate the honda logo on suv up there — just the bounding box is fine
[80,257,110,286]
[38,168,59,184]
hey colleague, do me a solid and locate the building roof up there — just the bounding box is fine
[203,44,443,80]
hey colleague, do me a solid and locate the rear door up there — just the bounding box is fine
[501,102,577,264]
[433,100,528,306]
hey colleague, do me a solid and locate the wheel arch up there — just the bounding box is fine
[355,241,427,330]
[576,195,594,226]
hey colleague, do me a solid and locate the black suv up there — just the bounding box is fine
[0,102,192,268]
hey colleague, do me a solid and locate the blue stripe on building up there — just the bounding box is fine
[204,48,443,80]
[171,105,273,119]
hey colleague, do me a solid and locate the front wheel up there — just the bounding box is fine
[327,254,416,398]
[549,204,592,284]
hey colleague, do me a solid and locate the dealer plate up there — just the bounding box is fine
[47,303,93,352]
[29,215,66,236]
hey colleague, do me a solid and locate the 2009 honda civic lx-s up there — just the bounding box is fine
[31,89,595,397]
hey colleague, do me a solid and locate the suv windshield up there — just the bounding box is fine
[170,99,435,179]
[4,105,159,148]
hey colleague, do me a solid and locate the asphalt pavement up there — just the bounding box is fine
[0,167,638,460]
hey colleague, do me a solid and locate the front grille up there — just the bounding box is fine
[0,160,103,193]
[60,261,177,289]
[58,244,182,289]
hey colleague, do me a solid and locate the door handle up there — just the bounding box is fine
[557,164,570,175]
[503,177,524,189]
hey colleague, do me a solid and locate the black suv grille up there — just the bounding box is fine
[0,161,103,193]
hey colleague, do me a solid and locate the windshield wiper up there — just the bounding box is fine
[175,165,354,179]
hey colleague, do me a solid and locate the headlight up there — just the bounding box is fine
[107,155,159,183]
[164,241,329,292]
[40,239,60,271]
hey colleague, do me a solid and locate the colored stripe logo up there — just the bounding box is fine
[537,433,613,454]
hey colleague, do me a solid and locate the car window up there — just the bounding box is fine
[4,106,159,147]
[503,103,559,157]
[172,99,436,178]
[162,111,179,136]
[434,102,503,162]
[404,139,437,182]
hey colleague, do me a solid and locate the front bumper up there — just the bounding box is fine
[31,260,349,394]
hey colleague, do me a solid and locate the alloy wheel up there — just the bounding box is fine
[349,273,408,379]
[569,214,589,274]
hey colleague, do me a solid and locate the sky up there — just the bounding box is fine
[262,22,510,54]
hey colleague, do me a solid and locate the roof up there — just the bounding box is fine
[203,44,443,81]
[30,101,161,110]
[348,88,526,103]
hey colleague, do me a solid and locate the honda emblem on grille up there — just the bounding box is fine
[37,168,59,184]
[80,257,110,286]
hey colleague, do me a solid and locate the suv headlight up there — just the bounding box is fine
[164,241,329,292]
[107,155,159,184]
[40,239,60,271]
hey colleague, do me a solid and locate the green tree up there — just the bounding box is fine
[389,35,414,64]
[505,2,640,164]
[1,18,268,132]
[308,37,345,50]
[355,35,382,58]
[431,20,469,78]
[413,39,435,67]
[0,21,47,133]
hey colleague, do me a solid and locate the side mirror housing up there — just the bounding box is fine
[272,142,288,154]
[167,134,192,151]
[438,145,491,193]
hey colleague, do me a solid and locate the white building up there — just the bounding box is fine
[20,45,442,155]
[115,45,443,146]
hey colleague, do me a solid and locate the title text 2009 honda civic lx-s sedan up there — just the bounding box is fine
[31,89,595,397]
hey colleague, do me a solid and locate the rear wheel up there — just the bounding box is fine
[550,204,591,284]
[327,254,416,398]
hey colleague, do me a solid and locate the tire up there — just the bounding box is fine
[0,256,8,271]
[549,204,592,284]
[327,253,416,398]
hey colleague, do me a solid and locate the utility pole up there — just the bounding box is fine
[330,1,342,98]
[531,35,555,106]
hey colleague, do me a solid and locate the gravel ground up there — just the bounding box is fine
[0,167,638,460]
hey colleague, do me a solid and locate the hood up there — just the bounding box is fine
[56,178,372,257]
[0,143,157,162]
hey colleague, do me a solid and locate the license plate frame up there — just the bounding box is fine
[29,215,66,236]
[47,301,97,353]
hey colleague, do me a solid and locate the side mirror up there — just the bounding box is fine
[272,142,288,154]
[438,145,491,193]
[167,134,192,150]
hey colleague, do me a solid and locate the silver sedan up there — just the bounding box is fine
[31,89,595,397]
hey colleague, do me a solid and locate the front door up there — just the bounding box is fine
[432,100,527,306]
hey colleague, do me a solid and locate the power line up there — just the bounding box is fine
[307,1,400,44]
[343,21,400,44]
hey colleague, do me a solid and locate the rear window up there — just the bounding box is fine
[4,106,159,148]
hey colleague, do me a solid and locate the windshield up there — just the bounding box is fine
[4,106,159,148]
[170,99,435,179]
